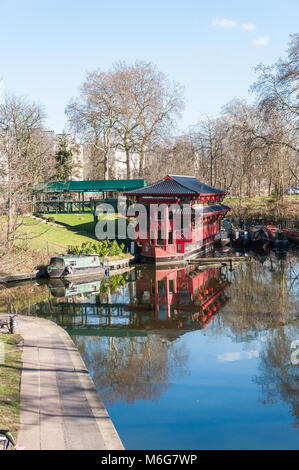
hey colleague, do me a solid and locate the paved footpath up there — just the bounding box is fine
[14,315,124,450]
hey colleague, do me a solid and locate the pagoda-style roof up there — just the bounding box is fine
[124,175,227,197]
[193,203,230,216]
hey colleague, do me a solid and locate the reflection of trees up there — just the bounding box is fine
[219,255,299,427]
[75,334,189,406]
[221,256,298,339]
[0,282,51,314]
[254,326,299,427]
[99,274,126,295]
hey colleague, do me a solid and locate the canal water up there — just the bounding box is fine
[1,249,298,450]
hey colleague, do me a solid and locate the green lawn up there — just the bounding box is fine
[41,213,95,233]
[19,217,97,253]
[0,334,22,439]
[41,212,123,233]
[20,214,131,257]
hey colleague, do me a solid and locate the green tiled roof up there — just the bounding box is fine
[33,179,146,193]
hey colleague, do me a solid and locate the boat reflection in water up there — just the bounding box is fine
[129,264,230,335]
[49,277,102,298]
[46,264,230,337]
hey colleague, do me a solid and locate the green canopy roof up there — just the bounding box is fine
[33,179,146,193]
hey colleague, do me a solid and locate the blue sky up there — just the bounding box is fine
[0,0,297,132]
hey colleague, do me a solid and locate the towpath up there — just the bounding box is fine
[14,315,124,450]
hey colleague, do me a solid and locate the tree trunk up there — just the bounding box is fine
[104,150,109,180]
[7,166,14,250]
[268,177,272,196]
[139,145,145,178]
[126,148,131,179]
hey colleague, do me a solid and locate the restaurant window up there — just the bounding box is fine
[158,279,166,294]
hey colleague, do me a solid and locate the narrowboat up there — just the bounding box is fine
[214,230,230,247]
[230,228,249,248]
[282,228,299,245]
[247,225,269,250]
[230,225,269,251]
[266,225,288,248]
[47,254,106,279]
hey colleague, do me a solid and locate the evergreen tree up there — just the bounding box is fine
[55,132,80,180]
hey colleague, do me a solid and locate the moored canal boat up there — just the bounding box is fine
[230,228,249,248]
[247,225,269,250]
[47,254,106,279]
[266,225,289,249]
[282,228,299,245]
[214,230,230,247]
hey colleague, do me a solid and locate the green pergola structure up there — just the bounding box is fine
[33,179,146,214]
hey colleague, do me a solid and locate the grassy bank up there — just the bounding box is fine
[0,214,131,275]
[0,216,98,275]
[0,334,23,438]
[223,194,299,227]
[40,213,95,233]
[20,216,97,252]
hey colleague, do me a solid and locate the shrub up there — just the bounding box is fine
[67,240,125,257]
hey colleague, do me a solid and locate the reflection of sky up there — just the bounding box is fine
[98,329,299,450]
[217,350,259,362]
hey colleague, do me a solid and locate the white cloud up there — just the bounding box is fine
[241,22,256,31]
[212,18,256,31]
[217,350,259,363]
[253,35,270,47]
[212,17,237,28]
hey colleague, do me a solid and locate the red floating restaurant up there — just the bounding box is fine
[124,174,230,264]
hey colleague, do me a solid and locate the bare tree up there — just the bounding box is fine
[190,116,228,187]
[144,135,197,183]
[66,71,118,180]
[0,93,51,250]
[66,61,184,179]
[250,33,299,154]
[114,62,184,177]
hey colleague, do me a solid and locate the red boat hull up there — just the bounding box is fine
[283,229,299,244]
